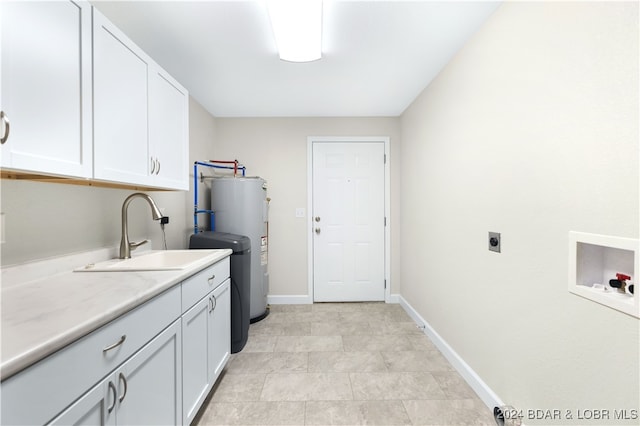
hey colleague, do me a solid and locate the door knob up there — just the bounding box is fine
[315,227,321,234]
[315,216,321,222]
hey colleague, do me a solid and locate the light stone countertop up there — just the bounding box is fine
[1,248,232,380]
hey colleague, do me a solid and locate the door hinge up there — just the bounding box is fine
[384,217,387,226]
[384,279,387,289]
[384,154,387,164]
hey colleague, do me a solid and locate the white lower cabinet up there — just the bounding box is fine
[49,379,113,426]
[49,320,182,425]
[182,279,230,425]
[208,280,231,384]
[182,294,211,424]
[1,285,181,426]
[1,257,230,426]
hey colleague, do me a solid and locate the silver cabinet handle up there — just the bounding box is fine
[1,111,10,144]
[315,227,321,234]
[118,372,128,403]
[150,157,161,175]
[107,381,117,413]
[212,294,217,312]
[208,274,216,285]
[315,216,321,222]
[103,335,126,353]
[208,296,213,313]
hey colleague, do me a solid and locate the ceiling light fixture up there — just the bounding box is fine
[267,0,323,63]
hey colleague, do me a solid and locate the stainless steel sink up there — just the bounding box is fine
[74,249,228,272]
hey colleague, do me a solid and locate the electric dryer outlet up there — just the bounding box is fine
[489,232,501,253]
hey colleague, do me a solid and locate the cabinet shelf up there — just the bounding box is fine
[569,232,639,318]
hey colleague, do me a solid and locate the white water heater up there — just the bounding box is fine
[211,177,269,321]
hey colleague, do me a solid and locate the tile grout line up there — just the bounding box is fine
[258,370,268,403]
[303,399,308,426]
[196,303,496,425]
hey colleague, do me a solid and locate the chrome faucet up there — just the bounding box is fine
[119,193,163,259]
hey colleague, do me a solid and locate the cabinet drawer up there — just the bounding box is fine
[1,285,181,426]
[181,257,230,312]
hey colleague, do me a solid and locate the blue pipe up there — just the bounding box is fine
[193,163,199,234]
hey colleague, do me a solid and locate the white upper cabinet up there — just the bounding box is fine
[92,8,151,187]
[1,4,189,190]
[0,0,92,178]
[148,68,189,190]
[93,8,189,190]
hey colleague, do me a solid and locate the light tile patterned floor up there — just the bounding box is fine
[194,303,495,426]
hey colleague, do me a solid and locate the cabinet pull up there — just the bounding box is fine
[118,372,128,403]
[103,335,126,353]
[156,159,161,175]
[208,274,215,285]
[150,157,156,174]
[107,381,117,413]
[0,111,10,144]
[211,294,217,312]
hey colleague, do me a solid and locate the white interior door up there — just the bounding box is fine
[312,141,385,302]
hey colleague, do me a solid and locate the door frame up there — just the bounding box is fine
[307,136,391,303]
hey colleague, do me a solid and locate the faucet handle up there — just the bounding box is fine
[129,239,149,250]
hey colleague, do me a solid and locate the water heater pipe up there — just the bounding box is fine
[193,160,248,234]
[209,159,240,176]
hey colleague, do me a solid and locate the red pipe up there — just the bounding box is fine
[209,159,239,176]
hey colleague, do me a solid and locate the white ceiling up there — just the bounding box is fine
[92,1,501,117]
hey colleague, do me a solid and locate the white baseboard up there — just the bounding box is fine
[267,295,312,305]
[268,294,402,305]
[387,293,401,303]
[398,295,504,412]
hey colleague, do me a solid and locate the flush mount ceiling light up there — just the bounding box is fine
[267,0,323,62]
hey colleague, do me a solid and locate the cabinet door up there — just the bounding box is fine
[48,376,116,426]
[115,320,182,426]
[181,295,211,425]
[148,67,189,190]
[49,321,181,426]
[1,286,181,426]
[0,0,92,177]
[209,279,231,384]
[92,8,150,187]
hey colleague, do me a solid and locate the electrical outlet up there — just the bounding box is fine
[295,208,305,218]
[489,232,501,253]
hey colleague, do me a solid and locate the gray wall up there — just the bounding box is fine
[400,1,639,419]
[213,117,402,297]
